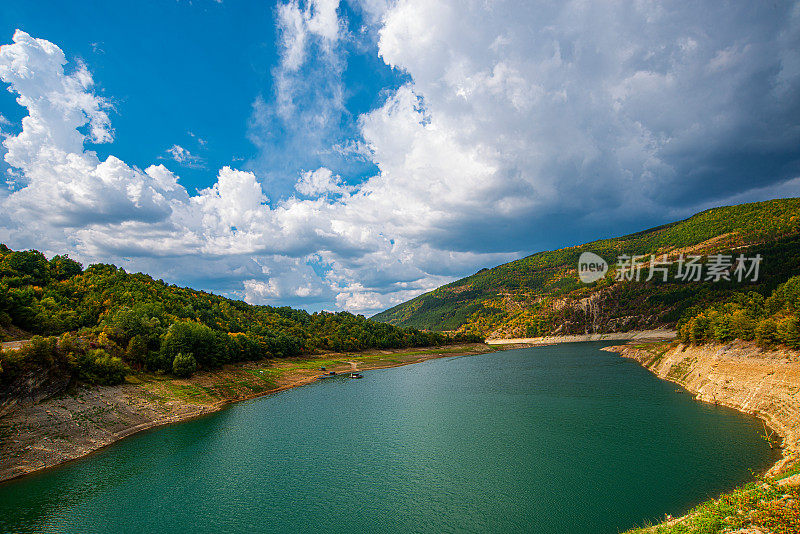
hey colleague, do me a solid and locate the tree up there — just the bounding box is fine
[777,316,800,349]
[730,309,756,341]
[712,313,735,342]
[108,304,165,346]
[0,243,473,376]
[172,352,197,378]
[756,318,779,347]
[77,349,129,385]
[145,350,173,373]
[49,254,82,281]
[126,335,148,365]
[690,314,710,344]
[160,321,227,367]
[4,250,50,286]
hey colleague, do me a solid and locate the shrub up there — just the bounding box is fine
[777,316,800,349]
[756,318,779,347]
[77,348,129,385]
[126,335,148,365]
[145,350,173,373]
[0,349,22,381]
[0,348,25,382]
[172,352,197,378]
[22,336,59,366]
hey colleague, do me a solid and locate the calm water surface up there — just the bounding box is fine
[0,342,779,533]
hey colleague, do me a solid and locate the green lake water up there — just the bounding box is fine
[0,342,780,533]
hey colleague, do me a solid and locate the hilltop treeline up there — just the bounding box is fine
[0,245,480,384]
[677,275,800,348]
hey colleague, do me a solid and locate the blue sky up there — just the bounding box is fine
[1,0,266,190]
[0,1,799,314]
[0,0,404,195]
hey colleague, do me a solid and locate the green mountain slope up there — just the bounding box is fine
[373,198,800,338]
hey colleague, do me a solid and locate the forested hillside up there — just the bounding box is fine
[373,199,800,338]
[677,274,800,348]
[0,245,478,385]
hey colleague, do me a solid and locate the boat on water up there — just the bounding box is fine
[317,370,338,380]
[317,371,362,380]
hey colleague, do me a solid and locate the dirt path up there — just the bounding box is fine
[0,340,29,351]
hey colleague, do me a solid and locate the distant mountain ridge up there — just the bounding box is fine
[372,198,800,338]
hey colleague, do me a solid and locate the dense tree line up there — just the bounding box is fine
[0,245,482,385]
[677,275,800,348]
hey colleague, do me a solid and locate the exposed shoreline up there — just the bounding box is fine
[486,328,676,346]
[0,343,498,484]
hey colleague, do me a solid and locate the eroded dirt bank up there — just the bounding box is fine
[487,328,676,346]
[0,343,495,483]
[605,341,800,475]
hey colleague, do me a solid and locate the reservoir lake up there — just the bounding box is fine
[0,342,779,533]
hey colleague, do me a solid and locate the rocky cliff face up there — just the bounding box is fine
[0,362,71,418]
[552,286,668,335]
[606,341,800,475]
[489,285,669,339]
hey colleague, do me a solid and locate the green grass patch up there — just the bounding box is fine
[165,383,207,401]
[124,374,145,384]
[667,357,695,380]
[201,378,276,398]
[631,341,674,367]
[205,383,236,398]
[776,456,800,481]
[243,368,282,382]
[354,356,403,365]
[625,478,800,533]
[285,358,349,371]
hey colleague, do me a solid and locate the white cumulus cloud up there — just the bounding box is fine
[1,0,800,314]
